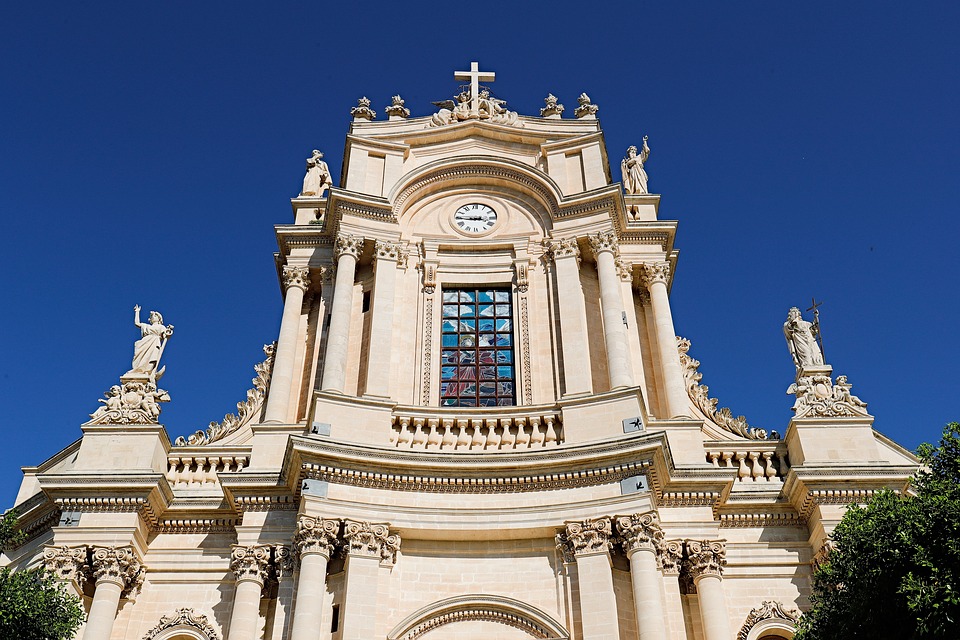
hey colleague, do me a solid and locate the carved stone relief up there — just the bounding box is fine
[142,608,221,640]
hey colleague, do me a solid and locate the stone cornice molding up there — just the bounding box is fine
[684,539,726,581]
[294,515,340,558]
[639,261,670,288]
[230,544,273,585]
[615,511,664,557]
[43,544,90,587]
[142,608,221,640]
[91,546,144,597]
[343,520,401,564]
[737,601,800,640]
[587,230,619,257]
[39,472,172,528]
[281,265,310,292]
[561,517,612,556]
[334,233,364,260]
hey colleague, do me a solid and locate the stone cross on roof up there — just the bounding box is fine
[455,61,495,118]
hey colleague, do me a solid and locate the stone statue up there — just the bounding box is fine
[129,305,174,380]
[621,137,650,195]
[783,307,823,370]
[300,150,333,197]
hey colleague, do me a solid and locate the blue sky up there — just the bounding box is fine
[2,3,958,505]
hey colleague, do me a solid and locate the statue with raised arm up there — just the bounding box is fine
[300,149,333,197]
[783,307,823,370]
[129,305,174,380]
[621,137,651,194]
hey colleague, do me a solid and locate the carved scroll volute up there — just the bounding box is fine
[43,545,90,587]
[230,544,273,585]
[660,540,684,576]
[562,517,613,556]
[294,516,340,558]
[342,519,401,565]
[615,511,665,557]
[90,546,145,599]
[684,539,727,581]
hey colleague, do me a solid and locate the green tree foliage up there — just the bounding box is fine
[796,422,960,639]
[0,511,85,640]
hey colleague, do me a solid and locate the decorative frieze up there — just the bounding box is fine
[639,261,670,287]
[335,233,364,260]
[142,608,221,640]
[561,518,613,556]
[281,265,311,292]
[587,230,619,256]
[343,520,401,564]
[230,544,273,585]
[737,601,800,640]
[294,515,340,557]
[43,545,89,586]
[684,539,726,581]
[615,511,664,556]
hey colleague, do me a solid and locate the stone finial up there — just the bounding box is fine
[562,518,613,556]
[334,233,364,260]
[43,545,90,586]
[587,230,619,256]
[281,266,311,292]
[684,540,726,581]
[385,95,410,120]
[351,97,376,121]
[300,149,333,198]
[621,137,651,195]
[230,544,273,585]
[294,516,340,558]
[574,93,598,119]
[343,520,401,564]
[640,261,670,288]
[660,539,684,575]
[91,546,144,597]
[615,512,664,556]
[540,93,564,118]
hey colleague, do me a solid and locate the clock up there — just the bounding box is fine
[453,203,497,234]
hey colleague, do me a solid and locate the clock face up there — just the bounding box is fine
[454,203,497,234]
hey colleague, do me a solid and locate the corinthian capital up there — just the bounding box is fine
[684,539,726,581]
[374,240,402,262]
[545,238,581,264]
[230,544,273,585]
[587,230,619,256]
[343,520,401,564]
[43,545,89,587]
[91,546,144,596]
[294,515,340,558]
[660,539,684,575]
[561,517,612,556]
[615,512,664,556]
[282,265,311,292]
[335,233,364,260]
[640,261,670,287]
[273,545,296,579]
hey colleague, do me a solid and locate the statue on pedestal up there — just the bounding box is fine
[783,307,823,371]
[621,137,651,195]
[299,150,333,197]
[129,305,174,380]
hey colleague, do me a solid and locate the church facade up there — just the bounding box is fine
[4,65,918,640]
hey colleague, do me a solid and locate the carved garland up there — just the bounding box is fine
[176,343,276,446]
[677,337,769,440]
[142,608,221,640]
[737,601,800,640]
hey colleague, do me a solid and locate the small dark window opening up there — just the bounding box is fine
[331,604,340,632]
[362,291,371,313]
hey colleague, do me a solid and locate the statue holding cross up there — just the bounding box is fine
[430,62,520,127]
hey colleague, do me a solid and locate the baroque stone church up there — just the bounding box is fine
[3,64,918,640]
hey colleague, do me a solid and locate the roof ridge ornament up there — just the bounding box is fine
[428,62,520,127]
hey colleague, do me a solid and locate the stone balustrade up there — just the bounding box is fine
[390,407,563,451]
[705,445,788,482]
[166,454,249,488]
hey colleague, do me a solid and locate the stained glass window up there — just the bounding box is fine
[439,288,516,407]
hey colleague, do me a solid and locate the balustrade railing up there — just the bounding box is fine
[705,446,789,482]
[166,455,249,488]
[390,408,563,451]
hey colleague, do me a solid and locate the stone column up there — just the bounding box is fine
[641,262,688,417]
[547,238,593,396]
[615,513,667,640]
[340,520,401,640]
[290,516,340,640]
[264,265,311,423]
[685,540,731,640]
[364,241,401,398]
[84,546,143,640]
[588,231,634,389]
[659,540,685,639]
[228,545,273,640]
[321,234,364,393]
[272,546,297,640]
[561,518,620,640]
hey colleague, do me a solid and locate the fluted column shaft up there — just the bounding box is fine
[364,241,400,398]
[264,266,310,423]
[83,579,123,640]
[290,517,339,640]
[590,232,633,389]
[549,239,592,396]
[321,234,363,393]
[643,263,688,417]
[228,545,271,640]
